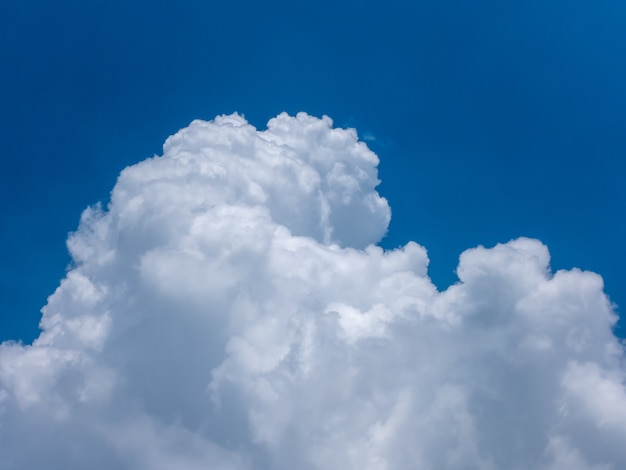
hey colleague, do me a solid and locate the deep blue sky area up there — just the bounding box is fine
[1,0,625,343]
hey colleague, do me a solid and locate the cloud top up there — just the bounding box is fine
[0,113,624,469]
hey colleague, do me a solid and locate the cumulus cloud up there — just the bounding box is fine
[0,112,624,469]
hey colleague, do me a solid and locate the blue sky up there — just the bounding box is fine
[1,0,625,343]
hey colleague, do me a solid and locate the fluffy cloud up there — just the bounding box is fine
[0,112,624,469]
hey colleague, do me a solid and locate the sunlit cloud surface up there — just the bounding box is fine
[0,113,623,469]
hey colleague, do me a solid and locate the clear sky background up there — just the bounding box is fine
[1,0,624,343]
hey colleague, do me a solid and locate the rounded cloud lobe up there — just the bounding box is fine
[1,113,624,469]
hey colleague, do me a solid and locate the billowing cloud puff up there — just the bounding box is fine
[1,112,624,469]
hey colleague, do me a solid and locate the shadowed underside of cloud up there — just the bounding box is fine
[1,113,624,469]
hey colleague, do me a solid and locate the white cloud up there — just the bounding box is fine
[0,112,624,469]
